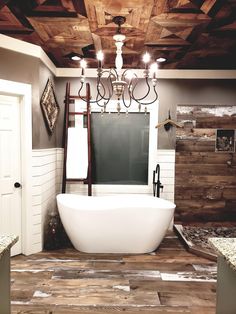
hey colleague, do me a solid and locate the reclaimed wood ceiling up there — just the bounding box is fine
[0,0,236,69]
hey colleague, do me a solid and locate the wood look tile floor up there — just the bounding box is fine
[11,233,217,313]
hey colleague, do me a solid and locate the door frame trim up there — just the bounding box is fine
[0,79,33,255]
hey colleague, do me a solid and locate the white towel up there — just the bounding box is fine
[66,127,88,179]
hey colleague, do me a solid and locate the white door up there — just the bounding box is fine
[0,94,22,256]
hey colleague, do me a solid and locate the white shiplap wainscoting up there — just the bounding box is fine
[154,149,176,230]
[154,149,175,203]
[32,148,63,252]
[56,148,64,194]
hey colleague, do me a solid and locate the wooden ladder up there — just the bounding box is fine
[61,82,92,196]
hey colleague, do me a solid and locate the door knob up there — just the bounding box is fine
[14,182,21,188]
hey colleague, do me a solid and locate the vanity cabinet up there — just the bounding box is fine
[0,236,18,314]
[216,256,236,314]
[209,238,236,314]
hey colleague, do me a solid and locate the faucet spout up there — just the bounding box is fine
[153,163,164,197]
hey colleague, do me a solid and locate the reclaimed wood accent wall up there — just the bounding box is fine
[175,105,236,223]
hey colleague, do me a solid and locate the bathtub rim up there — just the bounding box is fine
[56,193,176,211]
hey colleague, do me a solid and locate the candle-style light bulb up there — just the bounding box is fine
[80,59,87,76]
[143,52,151,69]
[97,50,104,61]
[96,50,104,69]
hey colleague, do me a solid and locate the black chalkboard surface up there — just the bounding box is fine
[91,112,150,185]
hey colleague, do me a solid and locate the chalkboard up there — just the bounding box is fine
[91,112,150,185]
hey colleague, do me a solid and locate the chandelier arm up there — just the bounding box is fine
[78,69,116,103]
[95,76,114,108]
[78,81,86,101]
[110,68,118,79]
[136,85,159,106]
[96,70,116,101]
[96,79,112,102]
[120,69,132,81]
[98,69,117,81]
[78,80,109,104]
[96,76,108,100]
[121,87,132,109]
[102,96,112,108]
[107,75,114,99]
[95,93,107,108]
[103,71,115,99]
[97,76,113,107]
[95,95,111,108]
[131,77,151,102]
[95,85,105,107]
[119,72,137,108]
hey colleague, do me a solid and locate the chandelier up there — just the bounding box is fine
[78,16,160,113]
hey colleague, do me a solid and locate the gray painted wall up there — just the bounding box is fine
[55,77,236,149]
[0,48,57,149]
[1,47,235,149]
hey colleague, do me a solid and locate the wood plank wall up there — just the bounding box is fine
[175,105,236,223]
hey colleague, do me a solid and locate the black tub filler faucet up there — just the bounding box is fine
[153,164,164,197]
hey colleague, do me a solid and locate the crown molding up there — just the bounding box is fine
[1,34,236,79]
[0,34,56,74]
[56,68,236,79]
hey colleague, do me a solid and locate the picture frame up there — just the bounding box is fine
[215,129,235,152]
[40,78,59,134]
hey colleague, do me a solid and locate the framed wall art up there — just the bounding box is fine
[40,78,59,134]
[215,129,235,152]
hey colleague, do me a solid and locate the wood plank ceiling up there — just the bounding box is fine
[0,0,236,69]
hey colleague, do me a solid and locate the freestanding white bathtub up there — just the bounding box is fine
[56,194,176,254]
